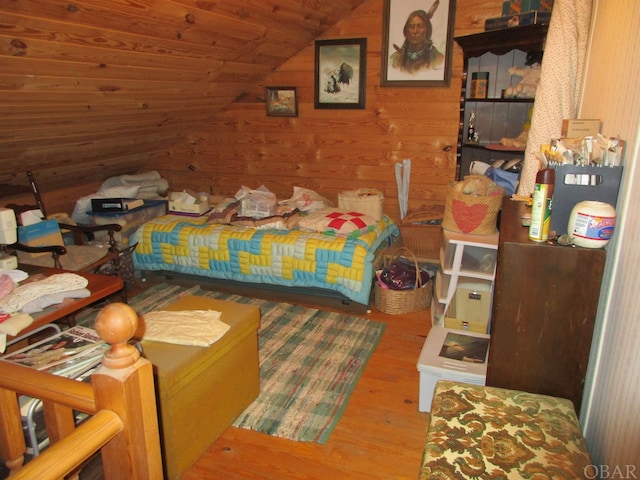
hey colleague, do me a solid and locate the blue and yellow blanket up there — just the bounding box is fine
[132,214,399,305]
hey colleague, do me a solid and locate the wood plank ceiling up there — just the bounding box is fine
[0,0,366,192]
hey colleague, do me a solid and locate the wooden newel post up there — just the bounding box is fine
[93,303,163,480]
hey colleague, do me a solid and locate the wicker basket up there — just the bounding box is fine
[442,176,504,235]
[374,247,433,315]
[398,224,441,260]
[398,206,444,261]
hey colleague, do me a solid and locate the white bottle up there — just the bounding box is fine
[568,201,616,248]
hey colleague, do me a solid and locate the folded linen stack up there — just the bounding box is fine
[101,170,169,199]
[0,272,90,351]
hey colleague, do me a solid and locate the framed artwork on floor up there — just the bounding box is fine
[314,38,367,109]
[381,0,456,87]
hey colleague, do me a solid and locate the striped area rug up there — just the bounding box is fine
[77,283,385,444]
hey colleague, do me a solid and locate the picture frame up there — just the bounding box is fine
[265,86,298,117]
[314,38,367,109]
[381,0,456,87]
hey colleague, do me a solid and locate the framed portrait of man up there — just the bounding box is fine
[381,0,456,87]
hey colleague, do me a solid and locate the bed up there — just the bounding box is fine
[132,209,399,308]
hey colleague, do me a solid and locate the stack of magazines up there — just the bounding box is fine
[2,325,108,378]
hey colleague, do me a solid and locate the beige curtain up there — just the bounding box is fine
[518,0,593,196]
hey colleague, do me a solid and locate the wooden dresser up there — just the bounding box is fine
[487,199,606,414]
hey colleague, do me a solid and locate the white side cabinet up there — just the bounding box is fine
[431,229,499,331]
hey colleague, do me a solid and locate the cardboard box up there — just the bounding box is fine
[525,0,554,12]
[503,0,553,15]
[561,119,602,138]
[17,219,63,258]
[168,190,210,216]
[444,281,493,334]
[485,11,551,30]
[416,326,489,412]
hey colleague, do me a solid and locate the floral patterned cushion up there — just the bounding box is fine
[420,381,594,479]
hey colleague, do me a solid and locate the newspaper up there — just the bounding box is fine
[1,325,108,378]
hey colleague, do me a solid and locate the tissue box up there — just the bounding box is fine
[168,191,210,216]
[17,219,64,258]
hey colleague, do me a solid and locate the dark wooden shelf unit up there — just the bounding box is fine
[486,199,605,414]
[454,24,549,179]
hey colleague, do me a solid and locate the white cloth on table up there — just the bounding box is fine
[140,310,230,347]
[0,273,88,314]
[21,288,91,314]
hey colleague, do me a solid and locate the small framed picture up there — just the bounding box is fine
[381,0,456,87]
[314,38,367,109]
[265,86,298,117]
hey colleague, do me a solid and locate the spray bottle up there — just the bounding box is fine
[529,168,555,242]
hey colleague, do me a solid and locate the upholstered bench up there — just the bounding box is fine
[420,380,594,479]
[139,295,260,480]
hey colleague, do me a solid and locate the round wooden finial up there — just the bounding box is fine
[95,302,140,369]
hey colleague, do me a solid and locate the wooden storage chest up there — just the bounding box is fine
[140,295,260,479]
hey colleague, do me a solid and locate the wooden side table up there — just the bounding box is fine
[6,266,124,340]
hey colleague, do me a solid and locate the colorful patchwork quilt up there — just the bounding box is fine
[132,214,398,305]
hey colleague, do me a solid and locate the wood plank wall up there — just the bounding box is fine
[579,0,640,467]
[0,0,366,214]
[0,0,504,219]
[158,0,501,223]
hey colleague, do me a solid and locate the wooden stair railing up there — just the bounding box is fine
[0,303,163,479]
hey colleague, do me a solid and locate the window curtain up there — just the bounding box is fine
[517,0,593,196]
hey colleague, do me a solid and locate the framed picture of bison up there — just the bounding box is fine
[314,38,367,109]
[381,0,456,87]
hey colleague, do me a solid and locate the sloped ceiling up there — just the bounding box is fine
[0,0,366,192]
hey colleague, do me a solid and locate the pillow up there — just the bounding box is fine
[298,208,377,238]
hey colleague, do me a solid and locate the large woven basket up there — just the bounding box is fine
[399,206,444,261]
[374,247,433,315]
[442,176,504,235]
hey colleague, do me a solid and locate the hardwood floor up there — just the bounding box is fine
[178,288,432,480]
[17,281,432,480]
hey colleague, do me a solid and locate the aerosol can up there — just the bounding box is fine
[529,168,555,242]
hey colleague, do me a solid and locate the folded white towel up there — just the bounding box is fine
[140,310,230,347]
